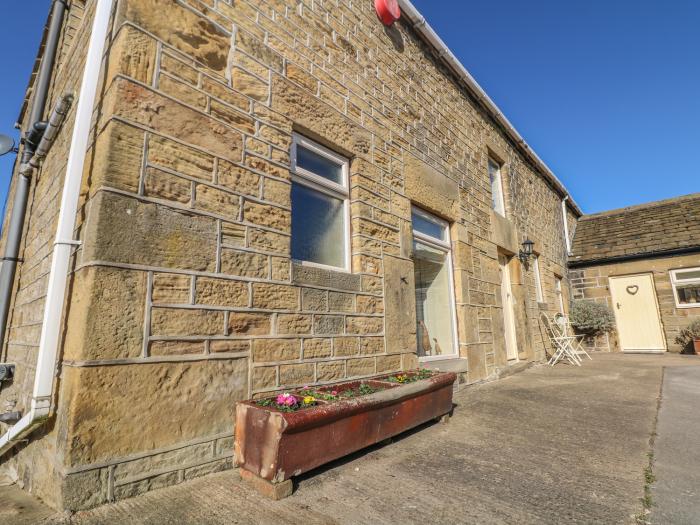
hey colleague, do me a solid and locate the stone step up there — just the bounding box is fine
[496,360,533,380]
[421,358,469,391]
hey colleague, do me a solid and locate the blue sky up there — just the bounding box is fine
[412,0,700,212]
[0,0,51,222]
[0,1,697,214]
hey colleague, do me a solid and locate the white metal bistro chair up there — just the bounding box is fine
[554,313,592,361]
[540,313,582,366]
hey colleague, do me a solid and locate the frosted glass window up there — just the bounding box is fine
[412,209,447,241]
[296,146,344,185]
[489,158,506,216]
[291,184,345,268]
[412,207,457,359]
[675,269,700,281]
[291,135,349,271]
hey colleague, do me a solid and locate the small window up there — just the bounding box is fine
[533,256,544,303]
[489,158,506,216]
[554,275,565,314]
[670,268,700,308]
[291,135,350,271]
[412,207,458,360]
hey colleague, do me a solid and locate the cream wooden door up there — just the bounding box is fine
[499,255,518,361]
[609,274,666,352]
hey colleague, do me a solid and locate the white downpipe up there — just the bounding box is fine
[562,196,572,255]
[397,0,582,217]
[0,0,114,457]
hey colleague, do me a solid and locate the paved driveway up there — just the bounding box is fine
[5,353,699,524]
[650,365,700,524]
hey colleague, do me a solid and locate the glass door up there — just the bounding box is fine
[412,207,458,360]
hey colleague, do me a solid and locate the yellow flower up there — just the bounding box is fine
[303,396,315,405]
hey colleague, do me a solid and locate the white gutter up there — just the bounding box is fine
[397,0,583,217]
[562,196,572,255]
[0,0,114,458]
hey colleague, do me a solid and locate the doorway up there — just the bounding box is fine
[609,273,666,352]
[499,254,518,361]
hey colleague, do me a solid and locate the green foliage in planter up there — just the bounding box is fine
[675,319,700,347]
[569,300,615,335]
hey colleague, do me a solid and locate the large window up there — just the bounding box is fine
[533,256,544,303]
[670,268,700,308]
[412,207,458,360]
[290,134,350,271]
[488,158,506,216]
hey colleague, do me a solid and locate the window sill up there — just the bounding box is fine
[292,259,351,274]
[419,357,468,373]
[291,261,361,291]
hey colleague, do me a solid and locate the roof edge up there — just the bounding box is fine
[568,246,700,269]
[397,0,583,217]
[580,192,700,220]
[16,1,56,125]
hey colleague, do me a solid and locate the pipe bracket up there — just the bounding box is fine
[54,239,82,247]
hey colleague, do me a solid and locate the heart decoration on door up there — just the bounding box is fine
[626,285,639,295]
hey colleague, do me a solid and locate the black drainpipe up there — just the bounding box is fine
[0,0,68,349]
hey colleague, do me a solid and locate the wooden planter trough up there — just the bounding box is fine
[234,370,456,499]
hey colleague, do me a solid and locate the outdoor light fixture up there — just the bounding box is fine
[519,239,535,263]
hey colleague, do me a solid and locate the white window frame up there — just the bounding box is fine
[411,206,460,362]
[670,267,700,309]
[290,134,351,272]
[489,157,506,217]
[533,256,544,303]
[555,275,565,314]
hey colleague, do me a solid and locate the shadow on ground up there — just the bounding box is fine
[3,353,699,525]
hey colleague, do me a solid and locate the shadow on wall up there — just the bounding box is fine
[680,343,696,355]
[384,25,405,52]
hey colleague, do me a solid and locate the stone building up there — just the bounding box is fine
[0,0,580,510]
[570,193,700,353]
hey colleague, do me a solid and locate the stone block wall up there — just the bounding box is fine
[570,253,700,352]
[1,0,578,509]
[0,0,92,509]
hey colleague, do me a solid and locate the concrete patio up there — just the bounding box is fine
[3,353,699,524]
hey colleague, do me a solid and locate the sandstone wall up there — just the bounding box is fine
[1,0,578,509]
[0,0,91,508]
[570,253,700,353]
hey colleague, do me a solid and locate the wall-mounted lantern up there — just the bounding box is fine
[518,239,535,263]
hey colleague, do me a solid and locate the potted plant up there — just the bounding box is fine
[675,319,700,355]
[568,300,616,336]
[234,369,456,499]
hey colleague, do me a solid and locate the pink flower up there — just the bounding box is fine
[331,390,338,396]
[276,393,297,407]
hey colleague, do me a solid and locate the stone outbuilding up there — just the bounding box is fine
[0,0,581,510]
[569,193,700,353]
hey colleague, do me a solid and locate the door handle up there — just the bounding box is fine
[616,302,621,310]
